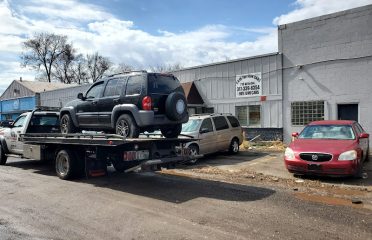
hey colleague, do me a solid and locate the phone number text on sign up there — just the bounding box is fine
[236,72,262,98]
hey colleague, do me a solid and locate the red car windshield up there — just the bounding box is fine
[299,125,355,140]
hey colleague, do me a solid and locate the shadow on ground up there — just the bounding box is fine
[4,158,275,204]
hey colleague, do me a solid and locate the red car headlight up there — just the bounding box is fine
[338,150,357,161]
[285,147,295,160]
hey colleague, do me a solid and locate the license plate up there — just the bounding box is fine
[308,164,322,171]
[123,150,149,161]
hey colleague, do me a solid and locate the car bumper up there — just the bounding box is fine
[284,158,359,176]
[136,111,189,127]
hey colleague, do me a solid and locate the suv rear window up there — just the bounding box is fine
[213,116,229,131]
[148,74,182,94]
[227,116,240,128]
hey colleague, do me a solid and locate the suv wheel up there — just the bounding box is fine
[160,124,182,138]
[116,114,140,138]
[229,138,239,154]
[60,114,77,134]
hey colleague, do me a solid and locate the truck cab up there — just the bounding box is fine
[0,111,60,156]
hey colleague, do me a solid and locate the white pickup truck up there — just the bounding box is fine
[0,110,60,163]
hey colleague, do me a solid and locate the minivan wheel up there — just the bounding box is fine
[60,114,77,134]
[187,144,199,164]
[160,124,182,138]
[116,114,140,138]
[229,138,239,154]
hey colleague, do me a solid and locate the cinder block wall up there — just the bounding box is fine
[279,5,372,146]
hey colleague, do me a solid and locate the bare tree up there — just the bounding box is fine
[71,54,89,84]
[118,63,135,72]
[149,63,183,73]
[21,32,69,82]
[52,44,76,84]
[86,52,112,82]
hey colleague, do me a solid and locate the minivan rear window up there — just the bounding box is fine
[213,116,229,131]
[148,74,182,94]
[227,116,240,128]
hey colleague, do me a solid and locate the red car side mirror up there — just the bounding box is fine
[359,133,369,139]
[292,132,299,137]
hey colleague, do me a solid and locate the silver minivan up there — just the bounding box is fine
[181,113,243,160]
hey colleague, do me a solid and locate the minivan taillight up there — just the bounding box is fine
[142,96,152,110]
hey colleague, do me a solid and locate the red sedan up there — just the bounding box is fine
[284,120,369,177]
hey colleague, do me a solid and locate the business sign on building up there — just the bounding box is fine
[236,72,262,98]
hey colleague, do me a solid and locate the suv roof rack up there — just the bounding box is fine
[108,70,147,77]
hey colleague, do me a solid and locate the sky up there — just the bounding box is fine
[1,0,372,94]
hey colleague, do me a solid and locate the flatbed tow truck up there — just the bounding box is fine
[0,109,198,180]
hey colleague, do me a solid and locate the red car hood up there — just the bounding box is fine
[289,139,357,154]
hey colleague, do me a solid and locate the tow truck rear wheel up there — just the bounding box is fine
[55,149,79,180]
[0,146,7,165]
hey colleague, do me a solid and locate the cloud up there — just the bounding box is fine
[1,0,372,95]
[274,0,372,25]
[0,61,36,94]
[22,0,113,21]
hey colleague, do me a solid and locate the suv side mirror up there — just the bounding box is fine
[77,92,85,100]
[359,133,369,139]
[200,128,209,134]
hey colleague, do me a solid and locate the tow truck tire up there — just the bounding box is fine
[60,114,77,134]
[0,145,7,165]
[55,149,79,180]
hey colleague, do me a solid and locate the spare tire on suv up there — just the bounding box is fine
[165,92,187,121]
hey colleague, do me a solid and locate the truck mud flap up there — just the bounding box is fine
[85,149,107,178]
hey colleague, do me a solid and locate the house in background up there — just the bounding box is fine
[0,79,68,120]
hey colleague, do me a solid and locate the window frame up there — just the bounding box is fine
[125,75,144,96]
[235,105,261,127]
[13,115,27,128]
[212,116,229,131]
[291,101,325,126]
[200,118,214,133]
[85,81,105,99]
[103,78,120,97]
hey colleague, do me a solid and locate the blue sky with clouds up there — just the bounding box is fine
[1,0,372,94]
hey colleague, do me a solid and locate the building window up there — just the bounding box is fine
[291,101,324,126]
[235,105,261,127]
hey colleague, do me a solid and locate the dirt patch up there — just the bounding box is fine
[241,140,286,152]
[294,192,363,208]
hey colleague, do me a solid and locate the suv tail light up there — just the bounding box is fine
[142,96,152,110]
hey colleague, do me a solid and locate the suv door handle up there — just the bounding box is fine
[113,98,120,103]
[92,101,98,105]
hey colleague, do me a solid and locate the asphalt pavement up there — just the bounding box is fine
[0,157,371,240]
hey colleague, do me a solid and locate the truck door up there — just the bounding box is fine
[5,115,27,155]
[98,78,126,128]
[76,82,104,127]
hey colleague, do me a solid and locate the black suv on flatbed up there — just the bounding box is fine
[60,71,189,138]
